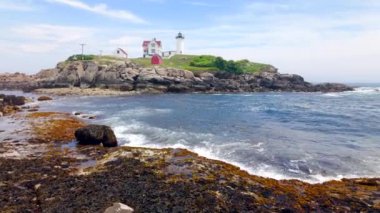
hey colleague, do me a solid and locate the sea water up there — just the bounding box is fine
[10,86,380,183]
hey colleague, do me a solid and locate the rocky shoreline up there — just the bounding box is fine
[1,94,379,212]
[1,60,354,94]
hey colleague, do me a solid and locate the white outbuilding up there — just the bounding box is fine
[114,48,128,59]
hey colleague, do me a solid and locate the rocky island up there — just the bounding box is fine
[0,55,353,94]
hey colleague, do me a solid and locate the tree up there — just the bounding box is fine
[214,57,226,71]
[225,60,244,74]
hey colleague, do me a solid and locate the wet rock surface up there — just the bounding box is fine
[0,94,26,116]
[0,73,34,90]
[104,203,134,213]
[1,61,354,93]
[37,96,53,101]
[75,125,118,147]
[0,108,378,212]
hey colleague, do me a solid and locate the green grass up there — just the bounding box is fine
[235,59,272,74]
[131,55,220,75]
[131,55,272,74]
[66,54,272,74]
[66,55,126,66]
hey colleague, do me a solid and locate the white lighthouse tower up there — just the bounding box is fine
[176,32,185,54]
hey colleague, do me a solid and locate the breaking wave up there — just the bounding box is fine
[36,88,380,183]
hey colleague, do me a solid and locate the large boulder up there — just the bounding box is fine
[198,72,214,80]
[3,95,26,106]
[104,203,134,213]
[75,125,118,147]
[95,70,124,85]
[165,68,195,79]
[35,68,59,80]
[80,61,99,88]
[37,96,53,101]
[56,61,84,87]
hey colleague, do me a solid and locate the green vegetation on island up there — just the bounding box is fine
[67,54,125,66]
[66,54,273,74]
[132,55,273,74]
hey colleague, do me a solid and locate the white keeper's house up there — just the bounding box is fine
[142,38,163,58]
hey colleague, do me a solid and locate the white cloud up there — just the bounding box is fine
[19,43,59,53]
[46,0,147,24]
[108,35,145,55]
[0,0,35,11]
[13,24,94,43]
[109,35,144,46]
[11,24,94,53]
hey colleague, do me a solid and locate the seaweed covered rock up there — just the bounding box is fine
[75,125,118,147]
[0,94,26,116]
[37,96,53,101]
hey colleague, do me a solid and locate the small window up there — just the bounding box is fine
[152,49,156,54]
[151,43,155,47]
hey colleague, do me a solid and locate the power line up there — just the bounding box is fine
[80,43,86,60]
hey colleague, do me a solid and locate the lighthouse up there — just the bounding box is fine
[176,32,185,54]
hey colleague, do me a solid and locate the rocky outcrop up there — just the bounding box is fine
[313,83,354,93]
[75,125,118,147]
[0,73,35,90]
[0,94,26,116]
[1,61,354,93]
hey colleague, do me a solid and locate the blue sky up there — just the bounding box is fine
[0,0,379,82]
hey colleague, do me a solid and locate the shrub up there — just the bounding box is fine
[189,55,216,67]
[67,54,95,61]
[214,57,226,70]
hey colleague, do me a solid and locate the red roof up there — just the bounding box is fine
[142,40,162,48]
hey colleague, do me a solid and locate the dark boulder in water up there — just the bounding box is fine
[1,94,26,116]
[2,95,26,106]
[75,125,118,147]
[37,96,53,101]
[313,83,354,93]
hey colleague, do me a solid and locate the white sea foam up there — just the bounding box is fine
[353,87,380,94]
[323,93,342,97]
[119,107,172,117]
[323,87,380,97]
[110,111,378,184]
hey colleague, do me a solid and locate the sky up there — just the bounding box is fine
[0,0,379,83]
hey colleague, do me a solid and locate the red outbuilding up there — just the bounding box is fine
[151,54,163,65]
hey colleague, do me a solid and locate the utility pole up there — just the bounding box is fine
[80,43,86,60]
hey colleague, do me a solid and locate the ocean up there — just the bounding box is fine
[3,86,380,183]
